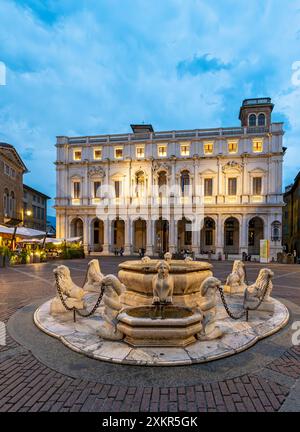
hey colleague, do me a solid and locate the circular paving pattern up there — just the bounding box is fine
[34,293,289,366]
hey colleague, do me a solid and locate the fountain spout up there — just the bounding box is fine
[152,260,174,308]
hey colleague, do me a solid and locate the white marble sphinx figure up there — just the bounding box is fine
[243,268,274,313]
[152,260,174,305]
[98,274,126,340]
[50,265,86,315]
[83,259,104,292]
[141,256,151,263]
[164,252,172,262]
[197,276,223,341]
[224,260,247,294]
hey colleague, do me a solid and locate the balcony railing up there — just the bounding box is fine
[62,124,279,147]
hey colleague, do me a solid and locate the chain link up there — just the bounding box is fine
[54,272,105,321]
[217,285,246,320]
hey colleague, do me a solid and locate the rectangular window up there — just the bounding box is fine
[253,177,262,195]
[203,141,214,154]
[136,146,145,158]
[93,181,101,198]
[228,140,238,153]
[204,178,213,196]
[252,138,263,153]
[114,147,123,159]
[73,181,80,199]
[180,143,190,156]
[228,178,237,196]
[114,180,121,198]
[157,144,167,157]
[93,148,102,160]
[4,164,10,175]
[11,169,16,178]
[73,149,82,161]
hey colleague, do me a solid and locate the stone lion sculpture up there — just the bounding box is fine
[98,274,125,340]
[83,259,104,292]
[243,268,274,312]
[224,260,247,294]
[152,260,174,305]
[164,252,172,262]
[141,256,151,263]
[197,276,223,341]
[50,265,86,315]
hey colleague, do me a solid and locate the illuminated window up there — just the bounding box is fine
[93,148,102,160]
[73,181,81,199]
[228,178,237,196]
[203,141,214,154]
[227,140,238,154]
[136,146,145,158]
[157,144,167,157]
[180,143,190,156]
[73,149,82,161]
[114,147,123,159]
[253,177,262,195]
[252,138,263,153]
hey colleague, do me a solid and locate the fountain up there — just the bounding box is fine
[34,255,289,366]
[117,260,203,347]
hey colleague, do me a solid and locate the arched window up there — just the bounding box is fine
[258,113,266,126]
[3,188,9,215]
[10,191,15,216]
[180,170,190,196]
[135,171,145,197]
[249,114,257,127]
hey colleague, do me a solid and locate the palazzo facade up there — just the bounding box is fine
[55,98,284,259]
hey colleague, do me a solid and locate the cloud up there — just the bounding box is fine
[177,54,231,77]
[0,0,300,215]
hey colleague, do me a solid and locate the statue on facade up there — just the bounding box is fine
[98,274,126,340]
[224,260,247,294]
[243,268,274,312]
[50,265,86,315]
[197,276,223,341]
[152,261,174,305]
[83,259,104,292]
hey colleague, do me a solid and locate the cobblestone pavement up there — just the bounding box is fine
[0,257,300,412]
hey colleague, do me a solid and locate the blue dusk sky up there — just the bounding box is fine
[0,0,300,216]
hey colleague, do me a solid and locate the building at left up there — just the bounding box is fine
[0,142,50,230]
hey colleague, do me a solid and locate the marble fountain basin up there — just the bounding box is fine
[118,260,213,307]
[117,305,202,347]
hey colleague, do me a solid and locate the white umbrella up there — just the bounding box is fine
[0,225,14,235]
[16,227,46,237]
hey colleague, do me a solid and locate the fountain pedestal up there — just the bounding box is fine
[117,306,202,347]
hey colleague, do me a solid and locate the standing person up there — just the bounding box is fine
[294,249,297,264]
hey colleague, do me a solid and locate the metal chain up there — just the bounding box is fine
[54,272,105,321]
[217,285,246,320]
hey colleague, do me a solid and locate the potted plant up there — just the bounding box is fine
[0,246,11,267]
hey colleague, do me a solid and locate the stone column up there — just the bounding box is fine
[192,221,199,254]
[102,218,110,254]
[146,219,153,256]
[215,214,223,257]
[83,216,89,254]
[124,218,131,255]
[240,214,248,257]
[169,217,175,254]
